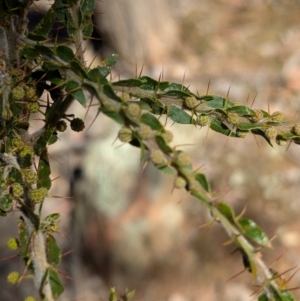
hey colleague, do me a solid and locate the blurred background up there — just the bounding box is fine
[2,0,300,300]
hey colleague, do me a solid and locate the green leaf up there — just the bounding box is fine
[217,202,235,224]
[65,10,76,38]
[29,7,56,40]
[251,129,274,147]
[103,84,122,103]
[279,132,299,139]
[203,96,229,109]
[81,0,95,14]
[195,173,210,192]
[56,46,74,63]
[18,217,29,258]
[113,79,142,88]
[89,54,119,79]
[158,165,175,175]
[18,154,33,169]
[82,22,94,38]
[34,128,55,156]
[209,118,237,137]
[65,81,86,106]
[37,152,52,190]
[141,113,163,130]
[126,290,135,301]
[109,288,117,301]
[20,47,40,59]
[258,293,268,301]
[101,110,124,124]
[238,218,271,247]
[168,106,192,124]
[237,122,263,131]
[155,135,173,153]
[163,83,192,94]
[47,234,61,265]
[8,167,22,183]
[0,195,13,211]
[139,76,158,90]
[48,134,58,145]
[280,291,295,301]
[94,54,119,78]
[43,62,61,72]
[164,89,191,98]
[35,45,55,60]
[227,105,254,116]
[88,68,108,84]
[70,60,89,79]
[45,213,61,223]
[49,268,64,298]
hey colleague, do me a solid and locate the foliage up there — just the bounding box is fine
[0,0,299,300]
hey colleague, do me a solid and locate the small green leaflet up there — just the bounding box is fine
[56,46,74,63]
[34,128,55,156]
[49,268,64,298]
[195,173,210,192]
[37,152,51,190]
[155,136,173,153]
[45,213,61,223]
[0,195,13,212]
[210,118,237,137]
[29,7,56,40]
[217,202,235,224]
[168,106,192,124]
[65,81,86,106]
[141,113,164,130]
[238,218,271,247]
[46,234,61,265]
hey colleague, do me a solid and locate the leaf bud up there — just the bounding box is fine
[56,120,67,132]
[127,103,141,118]
[236,129,249,138]
[184,96,197,109]
[150,149,165,165]
[11,87,25,101]
[7,238,19,250]
[161,130,173,143]
[27,102,40,113]
[29,187,48,203]
[176,152,191,167]
[24,170,37,184]
[251,109,264,122]
[270,111,283,123]
[25,86,37,100]
[118,126,133,143]
[19,145,34,158]
[265,127,277,140]
[137,124,153,139]
[292,124,300,136]
[174,176,187,189]
[226,111,239,125]
[7,271,20,284]
[12,138,24,149]
[197,115,209,126]
[11,183,24,197]
[276,137,288,146]
[24,297,36,301]
[70,118,85,132]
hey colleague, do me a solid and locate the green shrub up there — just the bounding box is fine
[0,1,298,300]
